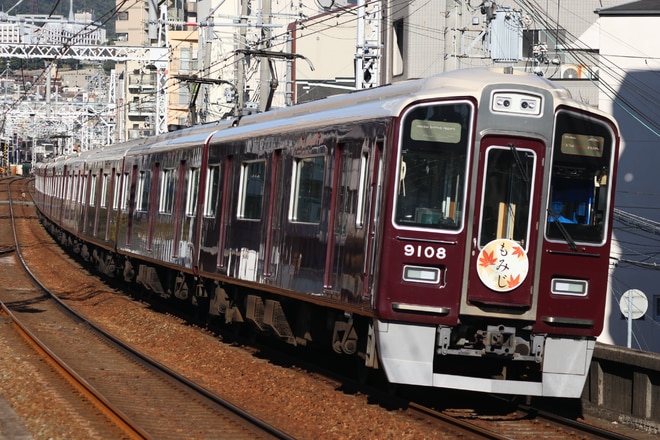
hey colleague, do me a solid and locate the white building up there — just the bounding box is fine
[595,0,660,352]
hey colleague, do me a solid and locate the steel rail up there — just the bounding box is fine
[4,177,151,439]
[5,176,295,440]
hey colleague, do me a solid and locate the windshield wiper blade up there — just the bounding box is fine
[547,209,578,252]
[509,143,529,182]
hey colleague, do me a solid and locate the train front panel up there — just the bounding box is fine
[373,75,619,397]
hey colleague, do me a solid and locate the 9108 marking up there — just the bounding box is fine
[404,244,446,259]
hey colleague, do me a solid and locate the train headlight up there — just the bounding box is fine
[551,278,588,296]
[403,265,440,284]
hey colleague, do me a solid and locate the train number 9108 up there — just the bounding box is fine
[404,244,446,259]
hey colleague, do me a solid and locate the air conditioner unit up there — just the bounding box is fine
[560,64,580,79]
[579,65,599,80]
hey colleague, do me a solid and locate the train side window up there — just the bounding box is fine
[136,171,151,212]
[289,156,324,224]
[113,173,121,210]
[204,165,220,217]
[356,152,369,228]
[186,168,200,216]
[100,174,109,208]
[159,168,175,214]
[89,173,98,207]
[121,173,130,211]
[79,174,86,205]
[238,160,265,220]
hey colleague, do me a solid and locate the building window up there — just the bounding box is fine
[393,19,404,76]
[117,11,129,20]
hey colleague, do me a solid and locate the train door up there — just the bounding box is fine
[464,136,545,308]
[322,140,368,303]
[363,139,384,302]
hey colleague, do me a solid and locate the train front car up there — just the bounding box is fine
[374,69,619,397]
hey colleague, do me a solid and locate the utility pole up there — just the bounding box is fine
[258,0,272,112]
[355,0,381,89]
[236,0,250,116]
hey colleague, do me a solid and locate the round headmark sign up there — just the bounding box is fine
[477,239,529,292]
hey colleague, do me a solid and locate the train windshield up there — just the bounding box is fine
[395,101,472,230]
[547,110,616,244]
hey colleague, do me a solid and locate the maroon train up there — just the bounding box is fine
[33,68,620,397]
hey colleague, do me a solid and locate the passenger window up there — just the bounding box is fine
[186,168,199,216]
[204,165,220,217]
[89,173,97,207]
[136,171,151,212]
[290,156,324,224]
[159,169,175,214]
[100,174,109,208]
[121,173,130,211]
[356,152,369,228]
[239,161,265,220]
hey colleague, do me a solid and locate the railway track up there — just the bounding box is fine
[1,176,292,439]
[0,175,648,439]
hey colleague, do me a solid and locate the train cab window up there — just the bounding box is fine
[204,165,220,217]
[136,171,152,212]
[159,168,175,214]
[239,160,265,220]
[186,168,200,216]
[395,101,472,230]
[290,156,325,224]
[478,147,535,249]
[546,111,615,245]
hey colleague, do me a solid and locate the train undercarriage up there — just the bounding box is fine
[41,215,377,369]
[41,214,594,398]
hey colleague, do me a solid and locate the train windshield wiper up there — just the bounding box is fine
[508,143,529,182]
[547,209,578,252]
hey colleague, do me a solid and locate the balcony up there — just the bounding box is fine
[128,72,156,92]
[128,102,156,117]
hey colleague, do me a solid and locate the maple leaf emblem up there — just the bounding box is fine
[507,273,521,288]
[479,250,497,267]
[512,246,525,259]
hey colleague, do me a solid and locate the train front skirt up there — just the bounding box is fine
[375,320,594,397]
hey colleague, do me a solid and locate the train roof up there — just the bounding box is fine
[34,67,616,171]
[208,67,609,143]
